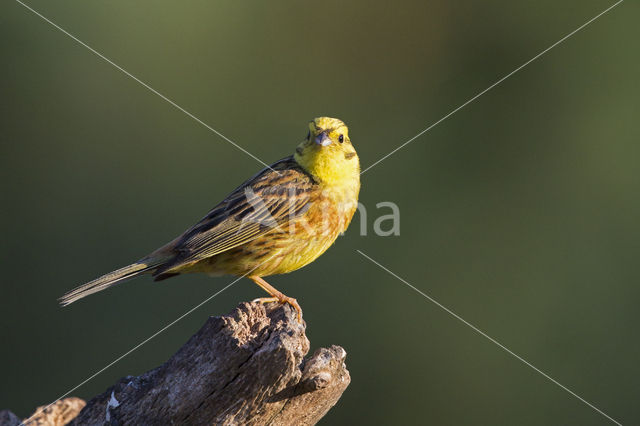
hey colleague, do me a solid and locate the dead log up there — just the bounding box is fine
[3,302,350,425]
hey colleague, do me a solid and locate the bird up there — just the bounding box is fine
[59,117,360,320]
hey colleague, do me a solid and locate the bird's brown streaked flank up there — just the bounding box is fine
[59,117,360,320]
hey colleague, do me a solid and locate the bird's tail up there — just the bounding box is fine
[59,260,161,306]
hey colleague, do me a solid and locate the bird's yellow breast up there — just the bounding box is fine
[266,185,359,274]
[198,181,359,278]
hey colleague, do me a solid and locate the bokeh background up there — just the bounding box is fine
[2,0,638,424]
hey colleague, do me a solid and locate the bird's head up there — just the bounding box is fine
[294,117,360,187]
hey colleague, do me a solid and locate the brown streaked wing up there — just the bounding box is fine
[153,156,316,273]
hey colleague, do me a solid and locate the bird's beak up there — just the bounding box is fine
[314,131,332,146]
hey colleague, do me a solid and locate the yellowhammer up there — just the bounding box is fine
[60,117,360,320]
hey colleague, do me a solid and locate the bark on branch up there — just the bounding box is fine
[2,302,350,425]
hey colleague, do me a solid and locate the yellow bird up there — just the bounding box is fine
[60,117,360,320]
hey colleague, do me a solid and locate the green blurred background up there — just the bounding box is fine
[2,0,638,424]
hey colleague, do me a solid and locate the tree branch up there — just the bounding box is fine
[3,302,350,425]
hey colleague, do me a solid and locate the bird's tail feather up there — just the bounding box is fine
[59,261,160,306]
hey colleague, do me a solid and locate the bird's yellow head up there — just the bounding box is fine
[294,117,360,188]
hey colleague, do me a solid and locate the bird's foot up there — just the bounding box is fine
[252,294,302,322]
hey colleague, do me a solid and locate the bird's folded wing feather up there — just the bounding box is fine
[153,157,315,270]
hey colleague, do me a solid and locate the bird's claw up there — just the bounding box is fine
[253,295,302,322]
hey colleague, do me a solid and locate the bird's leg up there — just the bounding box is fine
[249,276,302,321]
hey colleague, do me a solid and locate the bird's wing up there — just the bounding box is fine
[152,156,315,272]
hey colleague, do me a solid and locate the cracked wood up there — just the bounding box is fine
[2,302,350,425]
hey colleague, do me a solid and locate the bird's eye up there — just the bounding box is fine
[338,134,344,143]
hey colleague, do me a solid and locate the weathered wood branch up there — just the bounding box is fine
[3,302,350,425]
